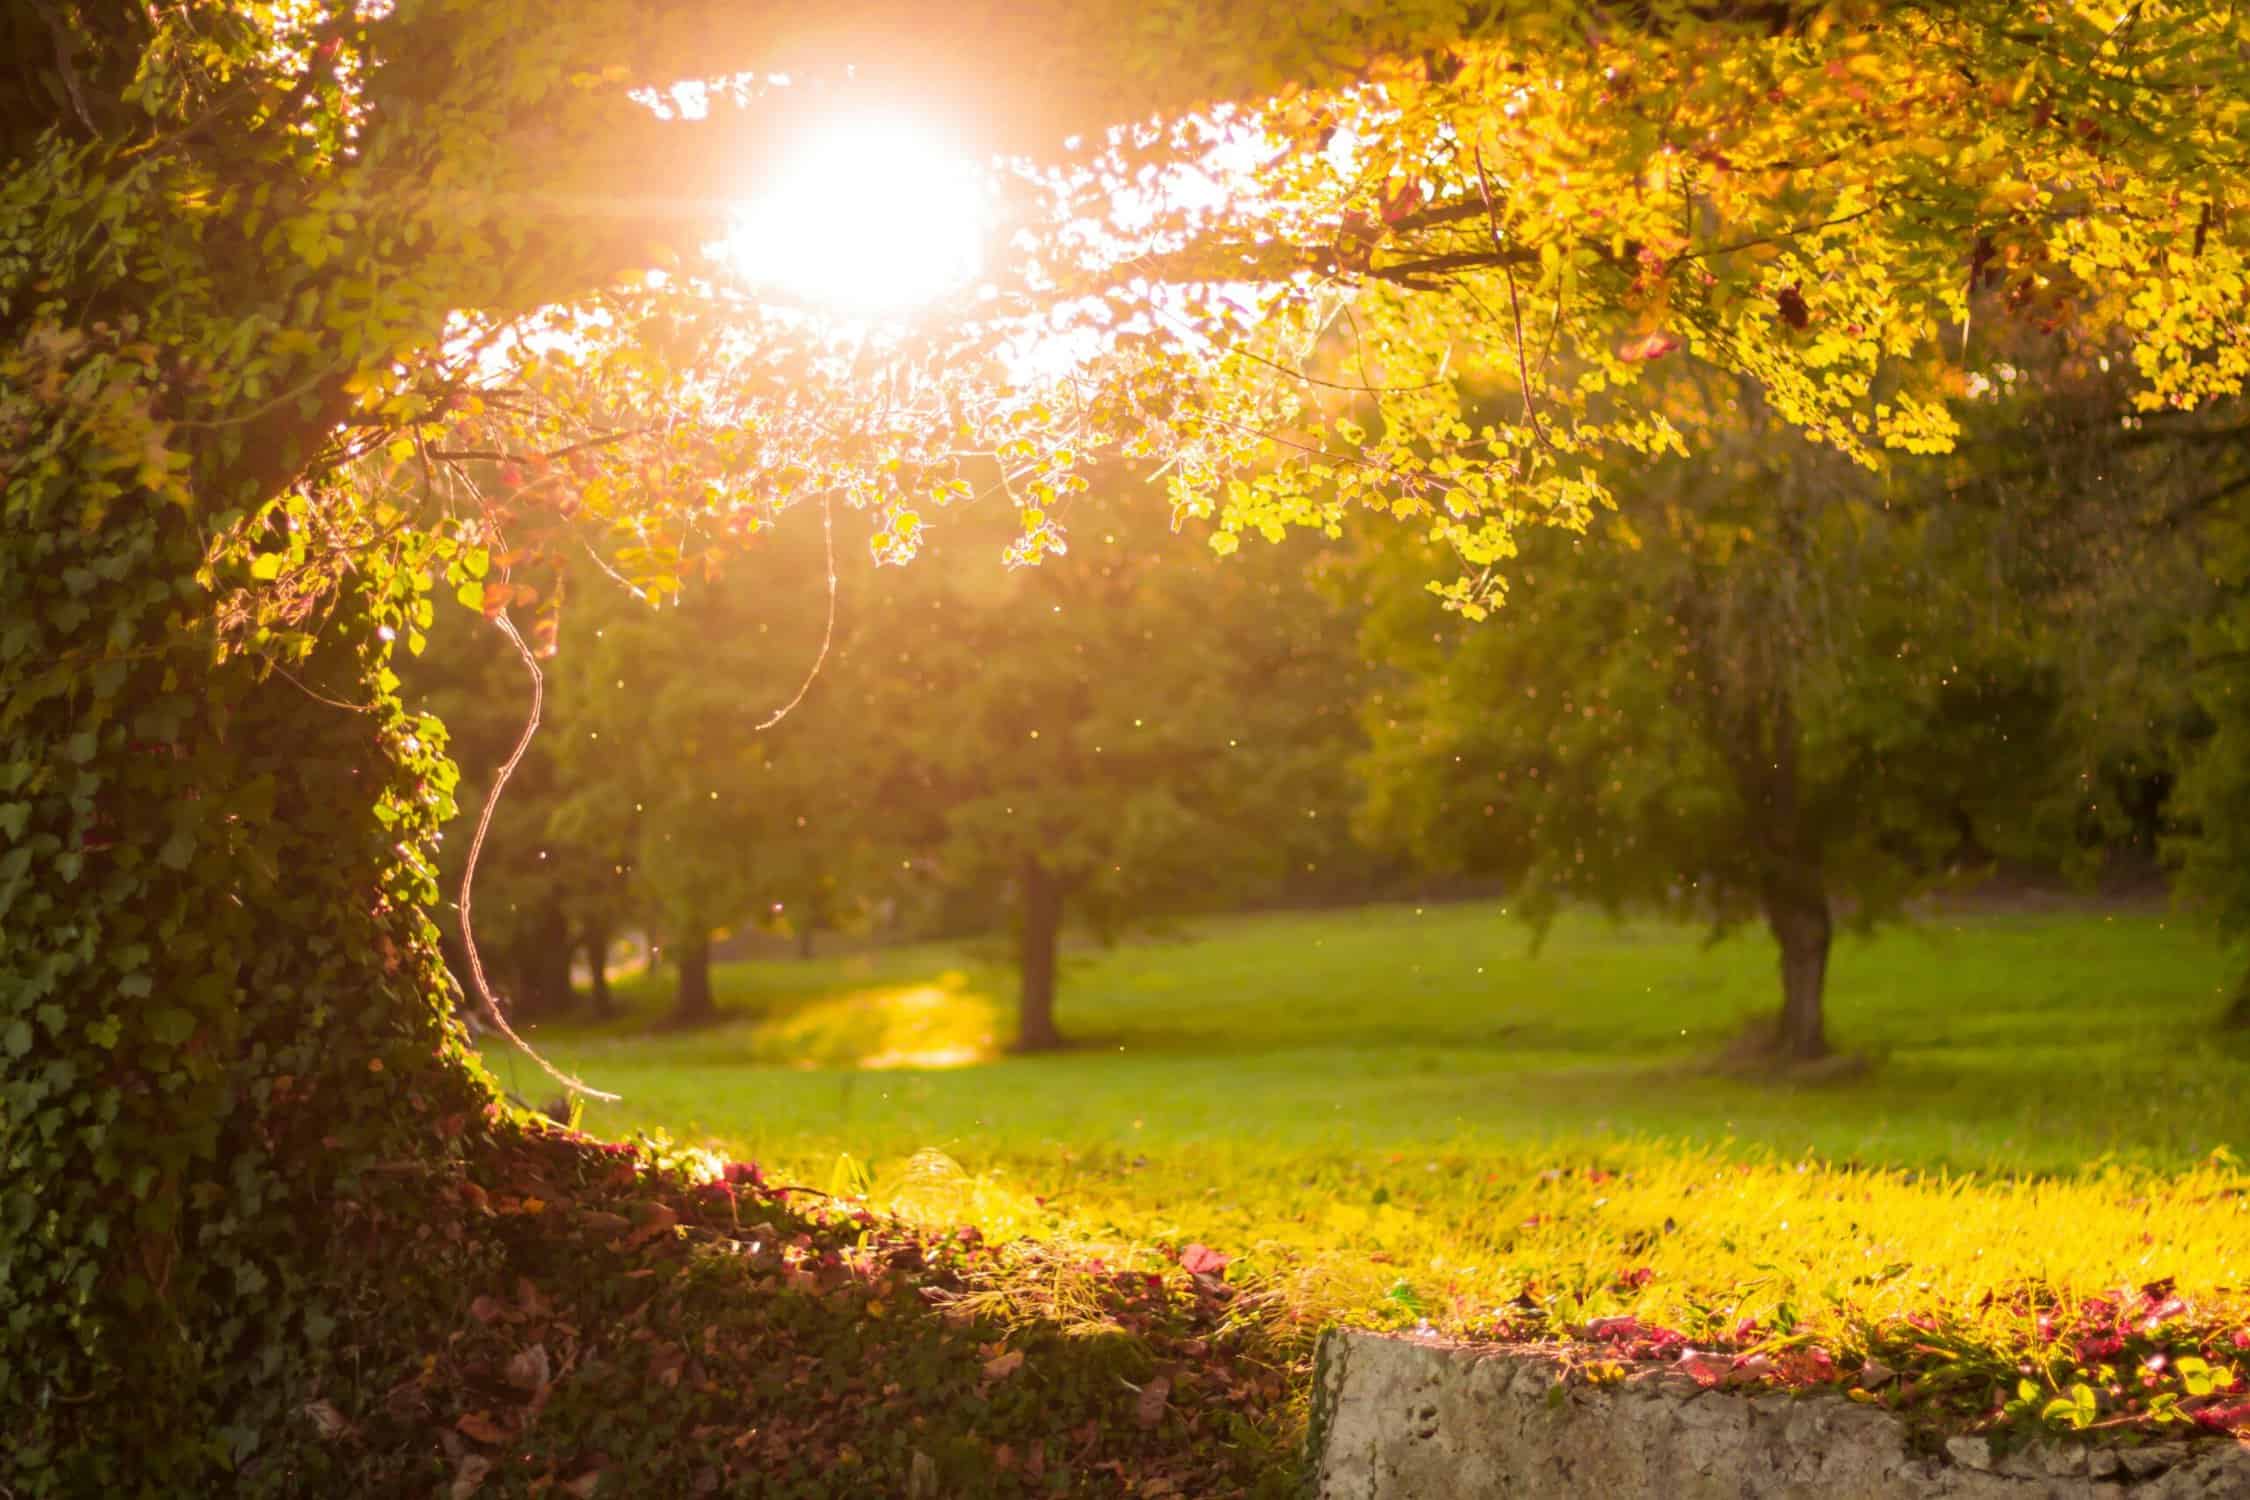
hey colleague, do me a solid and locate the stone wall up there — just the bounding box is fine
[1306,1329,2250,1499]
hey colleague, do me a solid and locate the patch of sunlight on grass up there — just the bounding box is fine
[758,971,1002,1070]
[517,904,2250,1358]
[868,1147,1168,1338]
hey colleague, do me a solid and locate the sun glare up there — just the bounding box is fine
[718,116,987,315]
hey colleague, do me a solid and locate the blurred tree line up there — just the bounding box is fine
[410,365,2250,1061]
[410,492,1378,1048]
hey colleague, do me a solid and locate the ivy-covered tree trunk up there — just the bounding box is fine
[0,458,498,1486]
[671,931,716,1025]
[1016,858,1067,1052]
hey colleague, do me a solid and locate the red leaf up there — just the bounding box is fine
[1618,332,1679,363]
[1179,1243,1229,1276]
[1136,1375,1172,1429]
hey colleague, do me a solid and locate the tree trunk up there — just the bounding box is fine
[3,482,497,1481]
[1015,859,1067,1052]
[1763,882,1833,1061]
[672,931,716,1025]
[583,921,616,1018]
[509,898,577,1019]
[797,921,818,960]
[2225,967,2250,1030]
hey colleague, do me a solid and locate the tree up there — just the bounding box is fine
[9,1,2250,1488]
[1357,380,2073,1059]
[538,519,902,1026]
[2159,431,2250,1021]
[854,493,1365,1050]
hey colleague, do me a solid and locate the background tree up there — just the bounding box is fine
[854,492,1367,1050]
[537,517,906,1025]
[2158,430,2250,1021]
[1357,379,2072,1060]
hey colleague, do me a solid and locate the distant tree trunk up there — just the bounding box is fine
[2225,967,2250,1030]
[1733,673,1831,1062]
[1762,879,1832,1060]
[797,922,817,960]
[1015,859,1066,1052]
[508,898,577,1019]
[582,921,616,1019]
[672,931,715,1025]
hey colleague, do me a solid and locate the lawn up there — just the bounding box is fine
[489,901,2250,1444]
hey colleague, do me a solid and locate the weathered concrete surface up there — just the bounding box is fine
[1307,1329,2250,1499]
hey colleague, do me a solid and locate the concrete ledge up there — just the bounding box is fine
[1306,1329,2250,1499]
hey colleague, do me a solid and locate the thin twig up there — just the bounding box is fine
[755,495,837,731]
[457,611,621,1102]
[1474,148,1557,456]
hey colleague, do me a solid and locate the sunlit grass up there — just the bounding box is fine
[495,903,2250,1378]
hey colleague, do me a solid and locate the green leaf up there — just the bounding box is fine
[1,1019,30,1058]
[146,1009,196,1046]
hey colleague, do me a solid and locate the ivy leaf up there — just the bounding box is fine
[147,1008,197,1046]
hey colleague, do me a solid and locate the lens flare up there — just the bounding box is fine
[718,115,986,315]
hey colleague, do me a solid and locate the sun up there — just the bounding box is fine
[716,115,988,315]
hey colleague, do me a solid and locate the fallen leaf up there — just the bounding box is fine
[983,1349,1025,1382]
[1179,1244,1229,1276]
[302,1399,350,1440]
[648,1342,688,1387]
[1727,1354,1774,1385]
[507,1343,552,1393]
[468,1294,509,1324]
[457,1410,511,1445]
[1858,1357,1897,1389]
[451,1454,493,1500]
[1136,1375,1172,1429]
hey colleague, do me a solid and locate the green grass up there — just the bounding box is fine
[488,902,2250,1438]
[512,903,2245,1178]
